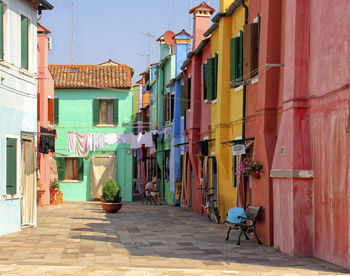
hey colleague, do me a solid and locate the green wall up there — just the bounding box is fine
[55,89,133,202]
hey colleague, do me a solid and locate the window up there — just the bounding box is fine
[6,138,17,194]
[206,54,218,100]
[56,157,84,181]
[170,94,174,122]
[93,99,118,126]
[54,98,59,125]
[201,63,208,101]
[230,31,243,87]
[0,1,4,59]
[48,98,54,125]
[21,15,29,70]
[243,22,260,80]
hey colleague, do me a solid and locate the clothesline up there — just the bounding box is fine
[66,128,172,156]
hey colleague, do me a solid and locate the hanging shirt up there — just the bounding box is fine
[87,133,107,152]
[76,133,88,156]
[67,131,77,153]
[48,129,56,152]
[105,133,121,145]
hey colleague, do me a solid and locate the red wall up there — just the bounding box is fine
[37,27,55,206]
[272,0,350,269]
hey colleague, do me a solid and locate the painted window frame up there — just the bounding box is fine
[20,13,30,70]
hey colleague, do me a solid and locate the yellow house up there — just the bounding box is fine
[209,0,248,219]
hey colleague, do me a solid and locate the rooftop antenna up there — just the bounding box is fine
[139,32,156,66]
[168,0,172,30]
[57,2,74,64]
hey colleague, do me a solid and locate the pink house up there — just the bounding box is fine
[37,24,55,205]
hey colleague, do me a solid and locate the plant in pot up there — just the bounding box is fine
[235,158,264,179]
[50,179,59,205]
[101,178,122,213]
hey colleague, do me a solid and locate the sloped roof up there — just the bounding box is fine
[49,62,133,89]
[189,1,215,14]
[37,23,51,34]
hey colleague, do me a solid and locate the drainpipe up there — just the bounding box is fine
[241,0,248,141]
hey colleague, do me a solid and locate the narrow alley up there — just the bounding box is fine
[0,202,347,275]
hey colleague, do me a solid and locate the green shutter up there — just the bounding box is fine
[214,53,218,100]
[92,99,99,126]
[54,98,59,125]
[230,37,237,88]
[238,31,243,81]
[207,58,214,101]
[78,158,84,181]
[21,15,28,70]
[203,64,208,101]
[180,85,184,116]
[6,138,17,195]
[113,99,118,126]
[0,2,3,60]
[56,157,65,181]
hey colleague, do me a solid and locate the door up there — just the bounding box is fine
[91,156,116,200]
[21,136,36,226]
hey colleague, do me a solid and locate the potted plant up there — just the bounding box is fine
[235,158,264,179]
[50,179,59,205]
[101,178,122,213]
[37,183,46,207]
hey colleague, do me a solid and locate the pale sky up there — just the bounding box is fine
[40,0,220,83]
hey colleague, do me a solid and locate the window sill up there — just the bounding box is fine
[19,68,36,78]
[62,180,81,183]
[96,124,116,128]
[5,194,21,200]
[235,85,243,92]
[0,60,12,69]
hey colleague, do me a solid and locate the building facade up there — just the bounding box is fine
[49,62,134,202]
[0,0,52,236]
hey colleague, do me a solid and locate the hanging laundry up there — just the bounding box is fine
[87,133,106,152]
[139,132,153,148]
[105,133,121,145]
[39,127,49,154]
[67,131,77,153]
[76,133,88,156]
[48,129,56,152]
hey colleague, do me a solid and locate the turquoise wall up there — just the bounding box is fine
[0,102,36,236]
[55,89,133,202]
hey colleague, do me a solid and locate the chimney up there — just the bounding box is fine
[189,2,215,50]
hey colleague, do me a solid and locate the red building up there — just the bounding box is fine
[182,2,214,213]
[247,0,350,269]
[37,24,55,206]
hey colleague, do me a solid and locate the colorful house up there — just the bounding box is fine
[208,0,248,220]
[0,0,53,236]
[37,23,55,206]
[49,61,134,202]
[181,2,215,213]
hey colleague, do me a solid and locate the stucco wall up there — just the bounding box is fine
[0,0,38,236]
[54,89,133,202]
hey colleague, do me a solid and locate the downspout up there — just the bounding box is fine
[241,0,248,141]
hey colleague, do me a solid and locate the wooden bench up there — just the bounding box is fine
[225,205,263,245]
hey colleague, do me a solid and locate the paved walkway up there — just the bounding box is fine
[0,202,348,275]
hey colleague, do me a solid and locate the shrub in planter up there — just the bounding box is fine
[101,178,122,213]
[102,178,121,203]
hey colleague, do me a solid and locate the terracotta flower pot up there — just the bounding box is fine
[37,189,45,207]
[252,172,260,179]
[50,189,58,205]
[101,202,122,213]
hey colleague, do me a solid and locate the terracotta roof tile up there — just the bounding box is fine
[48,62,133,89]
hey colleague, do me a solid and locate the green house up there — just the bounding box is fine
[49,60,134,202]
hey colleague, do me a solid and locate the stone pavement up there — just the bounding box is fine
[0,202,348,275]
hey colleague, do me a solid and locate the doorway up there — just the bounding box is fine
[21,135,36,226]
[91,155,116,200]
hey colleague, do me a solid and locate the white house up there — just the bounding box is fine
[0,0,52,236]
